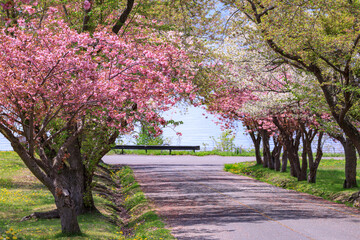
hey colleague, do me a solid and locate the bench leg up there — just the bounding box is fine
[169,149,172,155]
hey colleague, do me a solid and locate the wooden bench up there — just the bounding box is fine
[113,145,200,154]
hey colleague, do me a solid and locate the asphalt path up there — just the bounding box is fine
[103,155,360,240]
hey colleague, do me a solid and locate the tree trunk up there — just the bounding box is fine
[261,130,271,169]
[283,131,302,179]
[299,131,308,181]
[271,136,282,171]
[79,129,119,212]
[307,132,323,183]
[300,147,307,181]
[330,134,358,189]
[304,133,314,183]
[289,151,297,177]
[66,142,87,214]
[53,169,82,234]
[308,166,316,183]
[343,138,358,188]
[281,150,288,172]
[51,141,87,234]
[249,130,262,165]
[54,187,81,234]
[272,117,302,179]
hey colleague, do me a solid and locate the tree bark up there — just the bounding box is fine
[300,131,308,181]
[112,0,135,34]
[271,136,282,171]
[343,138,358,188]
[330,134,358,189]
[273,117,302,179]
[285,132,301,179]
[53,158,83,235]
[54,184,81,234]
[66,141,88,214]
[248,129,262,165]
[288,150,297,177]
[281,150,288,172]
[261,130,272,169]
[307,132,323,183]
[300,141,308,181]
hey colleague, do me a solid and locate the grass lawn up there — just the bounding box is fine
[225,159,360,206]
[0,151,121,239]
[0,151,174,240]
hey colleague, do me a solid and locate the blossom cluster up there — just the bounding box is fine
[204,34,330,137]
[0,10,196,142]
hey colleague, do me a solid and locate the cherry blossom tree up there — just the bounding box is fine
[201,34,329,182]
[0,5,196,233]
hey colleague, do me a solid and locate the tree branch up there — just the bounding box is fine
[34,103,64,141]
[62,5,74,26]
[112,0,135,34]
[43,104,86,146]
[307,43,344,74]
[52,119,85,169]
[0,122,54,192]
[258,6,275,19]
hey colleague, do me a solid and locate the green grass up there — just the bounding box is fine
[322,152,346,158]
[0,151,121,240]
[108,148,256,157]
[225,159,360,206]
[0,152,174,240]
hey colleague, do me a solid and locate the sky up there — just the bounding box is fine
[161,105,251,150]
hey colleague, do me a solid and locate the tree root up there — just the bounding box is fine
[21,209,60,221]
[349,191,360,207]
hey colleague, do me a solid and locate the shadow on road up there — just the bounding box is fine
[104,155,360,240]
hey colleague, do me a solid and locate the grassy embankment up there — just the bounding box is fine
[112,166,175,240]
[225,159,360,206]
[0,151,173,240]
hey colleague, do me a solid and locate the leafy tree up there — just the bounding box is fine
[201,35,329,182]
[220,0,360,162]
[135,122,166,145]
[211,130,236,152]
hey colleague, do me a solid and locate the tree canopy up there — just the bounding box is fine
[0,1,197,233]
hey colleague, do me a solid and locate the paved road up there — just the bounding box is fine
[103,155,360,240]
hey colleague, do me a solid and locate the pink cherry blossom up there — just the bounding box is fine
[0,11,197,157]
